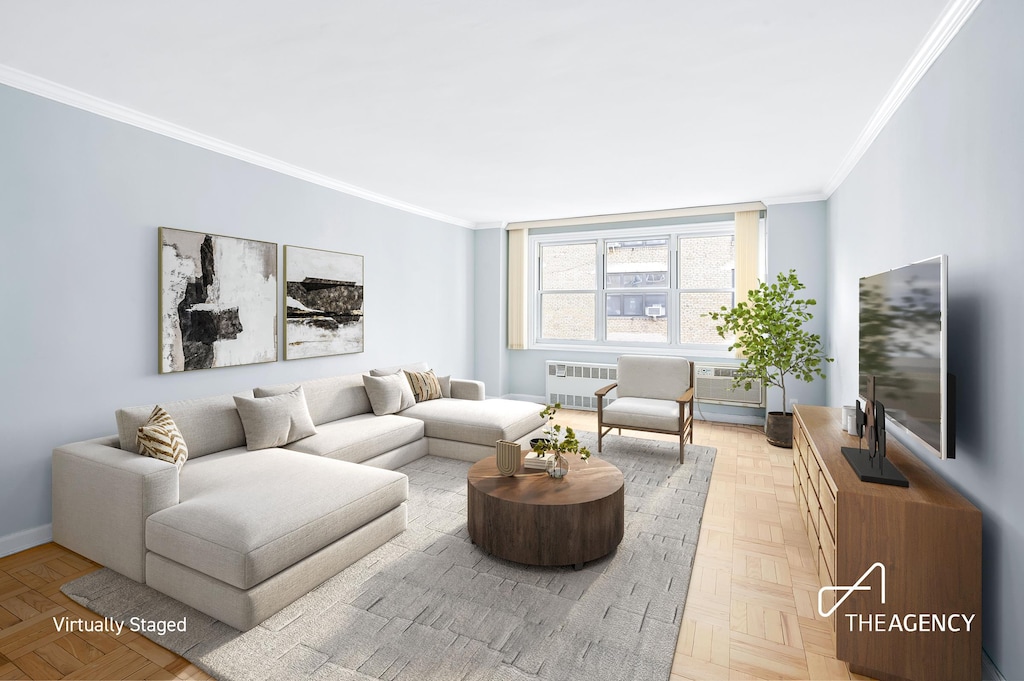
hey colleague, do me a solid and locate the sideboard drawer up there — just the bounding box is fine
[820,484,837,537]
[819,521,836,581]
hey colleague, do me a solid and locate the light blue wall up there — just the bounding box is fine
[0,84,475,543]
[473,228,508,397]
[825,0,1023,675]
[765,201,829,413]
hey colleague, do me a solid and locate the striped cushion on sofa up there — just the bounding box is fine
[137,406,189,471]
[404,369,443,402]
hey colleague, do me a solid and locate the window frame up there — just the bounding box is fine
[529,221,737,352]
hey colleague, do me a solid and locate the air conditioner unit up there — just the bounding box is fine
[645,305,666,319]
[693,364,765,407]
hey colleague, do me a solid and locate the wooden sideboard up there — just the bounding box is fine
[792,405,982,681]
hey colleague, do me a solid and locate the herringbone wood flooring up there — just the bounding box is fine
[1,414,869,680]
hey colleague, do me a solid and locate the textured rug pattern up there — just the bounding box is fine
[62,433,715,681]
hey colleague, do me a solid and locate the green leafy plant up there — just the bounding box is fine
[705,270,833,414]
[532,403,592,461]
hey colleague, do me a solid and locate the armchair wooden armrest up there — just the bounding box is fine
[675,387,694,404]
[594,382,617,398]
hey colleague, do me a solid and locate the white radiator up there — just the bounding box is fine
[545,361,617,410]
[544,360,765,411]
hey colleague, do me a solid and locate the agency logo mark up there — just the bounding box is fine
[818,561,885,618]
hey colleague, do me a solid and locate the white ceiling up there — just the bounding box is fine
[0,0,955,226]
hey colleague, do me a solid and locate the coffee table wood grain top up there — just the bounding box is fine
[467,454,624,568]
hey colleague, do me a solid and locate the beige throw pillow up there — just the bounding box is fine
[137,406,189,471]
[233,386,317,450]
[366,368,415,409]
[405,369,443,402]
[363,373,410,415]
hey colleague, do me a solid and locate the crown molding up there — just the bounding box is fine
[506,201,766,230]
[762,193,828,206]
[823,0,983,197]
[0,64,476,229]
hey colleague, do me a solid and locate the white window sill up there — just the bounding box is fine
[525,343,740,362]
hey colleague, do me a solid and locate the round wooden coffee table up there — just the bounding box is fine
[467,455,624,569]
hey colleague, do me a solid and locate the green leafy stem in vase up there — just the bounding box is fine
[532,403,592,462]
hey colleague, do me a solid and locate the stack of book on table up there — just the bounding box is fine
[523,452,555,470]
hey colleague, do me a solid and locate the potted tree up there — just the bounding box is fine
[706,269,833,448]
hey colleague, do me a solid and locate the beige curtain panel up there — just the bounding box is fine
[507,229,528,349]
[734,210,760,306]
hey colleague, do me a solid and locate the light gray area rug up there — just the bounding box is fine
[63,433,715,681]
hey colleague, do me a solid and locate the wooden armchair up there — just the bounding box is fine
[595,355,695,463]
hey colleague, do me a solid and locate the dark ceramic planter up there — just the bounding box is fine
[766,411,794,448]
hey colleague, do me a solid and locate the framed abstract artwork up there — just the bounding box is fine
[159,227,278,373]
[284,245,364,359]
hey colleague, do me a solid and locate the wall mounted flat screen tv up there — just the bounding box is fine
[858,255,955,459]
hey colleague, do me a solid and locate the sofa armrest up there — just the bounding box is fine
[450,379,485,401]
[52,436,179,583]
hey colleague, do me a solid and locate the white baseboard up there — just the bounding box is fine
[502,393,546,403]
[983,649,1006,681]
[0,524,52,558]
[695,413,764,427]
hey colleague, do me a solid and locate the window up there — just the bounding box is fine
[532,223,738,348]
[538,242,596,341]
[605,238,669,342]
[678,234,735,345]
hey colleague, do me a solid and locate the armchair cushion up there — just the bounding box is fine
[616,355,691,400]
[601,397,680,432]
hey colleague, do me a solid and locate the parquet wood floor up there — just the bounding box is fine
[0,546,208,680]
[1,414,867,680]
[557,410,871,681]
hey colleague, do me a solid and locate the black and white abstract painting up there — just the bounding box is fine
[159,227,278,373]
[284,246,364,359]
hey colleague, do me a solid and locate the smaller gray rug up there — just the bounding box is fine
[63,433,715,681]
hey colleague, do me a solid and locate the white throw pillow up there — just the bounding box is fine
[362,373,411,415]
[366,367,416,409]
[437,374,451,398]
[233,386,317,450]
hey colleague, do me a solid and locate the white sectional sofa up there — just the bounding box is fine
[52,364,545,630]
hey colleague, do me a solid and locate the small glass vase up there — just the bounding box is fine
[548,453,569,479]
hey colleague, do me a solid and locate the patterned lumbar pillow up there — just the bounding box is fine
[405,369,443,402]
[137,406,189,471]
